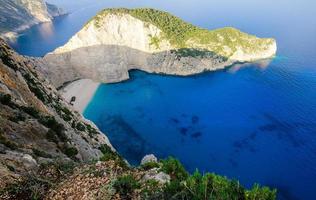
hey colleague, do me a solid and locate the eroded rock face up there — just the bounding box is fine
[43,45,231,87]
[42,10,276,87]
[0,38,112,186]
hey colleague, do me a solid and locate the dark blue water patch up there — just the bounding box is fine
[179,127,188,136]
[170,117,180,124]
[191,132,202,138]
[249,132,257,140]
[191,115,199,124]
[228,158,239,168]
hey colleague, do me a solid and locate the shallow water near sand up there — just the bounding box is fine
[10,0,316,199]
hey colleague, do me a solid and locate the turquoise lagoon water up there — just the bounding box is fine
[10,0,316,199]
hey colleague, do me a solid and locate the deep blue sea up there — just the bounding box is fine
[9,0,316,199]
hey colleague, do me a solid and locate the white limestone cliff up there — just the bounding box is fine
[42,9,277,87]
[52,14,172,54]
[19,0,52,23]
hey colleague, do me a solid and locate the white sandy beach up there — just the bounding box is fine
[59,79,100,113]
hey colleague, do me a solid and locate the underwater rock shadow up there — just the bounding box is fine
[170,117,180,124]
[179,127,189,136]
[95,114,165,165]
[258,113,307,147]
[191,131,202,138]
[232,131,258,154]
[172,114,204,139]
[191,115,199,124]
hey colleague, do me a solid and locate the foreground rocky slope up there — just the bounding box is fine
[0,38,112,187]
[43,8,277,87]
[0,0,65,39]
[0,39,276,199]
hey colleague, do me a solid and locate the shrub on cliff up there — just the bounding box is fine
[76,122,86,131]
[246,184,277,200]
[113,175,140,199]
[0,94,12,105]
[141,161,160,170]
[32,148,52,159]
[158,157,276,200]
[62,146,78,159]
[99,144,128,168]
[20,106,40,118]
[23,73,48,103]
[160,157,188,180]
[39,116,68,141]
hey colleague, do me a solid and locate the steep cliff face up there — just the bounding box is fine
[43,8,277,87]
[0,0,65,39]
[18,0,51,23]
[46,2,65,18]
[0,38,112,187]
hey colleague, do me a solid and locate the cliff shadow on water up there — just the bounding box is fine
[42,44,236,87]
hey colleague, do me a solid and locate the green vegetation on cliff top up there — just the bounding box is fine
[87,8,275,57]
